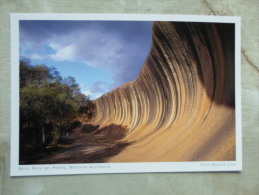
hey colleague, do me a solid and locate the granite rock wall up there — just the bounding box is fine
[93,22,235,162]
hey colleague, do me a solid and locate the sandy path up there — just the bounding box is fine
[21,124,131,164]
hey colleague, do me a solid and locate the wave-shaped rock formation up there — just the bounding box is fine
[92,22,235,162]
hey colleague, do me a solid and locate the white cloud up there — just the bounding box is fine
[29,53,44,60]
[82,90,103,100]
[82,90,93,96]
[48,42,60,50]
[49,45,77,61]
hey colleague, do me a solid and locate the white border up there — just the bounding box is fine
[10,14,242,176]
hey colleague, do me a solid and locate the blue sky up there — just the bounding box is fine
[19,20,153,99]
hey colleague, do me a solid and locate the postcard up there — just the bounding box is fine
[10,14,242,176]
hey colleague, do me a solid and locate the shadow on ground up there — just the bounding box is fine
[20,124,132,164]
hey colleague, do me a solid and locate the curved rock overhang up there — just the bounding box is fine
[92,22,235,162]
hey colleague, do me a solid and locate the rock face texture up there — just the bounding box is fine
[92,22,236,162]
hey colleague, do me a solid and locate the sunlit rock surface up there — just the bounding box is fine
[92,22,235,162]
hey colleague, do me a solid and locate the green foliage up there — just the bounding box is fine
[19,58,95,153]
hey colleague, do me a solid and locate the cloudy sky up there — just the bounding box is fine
[19,20,153,99]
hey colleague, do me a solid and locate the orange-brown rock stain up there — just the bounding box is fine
[93,22,236,162]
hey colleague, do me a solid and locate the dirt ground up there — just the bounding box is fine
[20,124,131,164]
